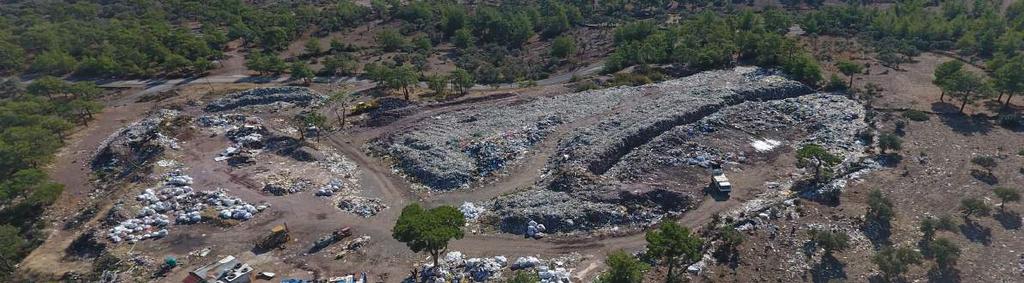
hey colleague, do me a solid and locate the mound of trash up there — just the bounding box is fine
[107,172,266,243]
[608,93,868,181]
[337,196,387,217]
[92,110,181,181]
[551,67,812,178]
[369,83,645,191]
[204,86,322,112]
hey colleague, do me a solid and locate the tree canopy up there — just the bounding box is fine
[796,143,842,183]
[392,203,465,267]
[645,221,702,282]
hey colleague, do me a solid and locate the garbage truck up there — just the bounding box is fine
[710,168,732,193]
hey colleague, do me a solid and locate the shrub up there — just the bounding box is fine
[825,74,848,91]
[997,113,1021,128]
[971,156,997,171]
[574,80,600,92]
[902,109,929,121]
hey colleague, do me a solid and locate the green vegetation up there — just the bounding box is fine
[645,221,702,282]
[929,238,960,271]
[594,250,648,283]
[993,187,1021,211]
[550,36,576,59]
[971,155,997,172]
[506,270,541,283]
[604,11,822,85]
[867,189,895,226]
[902,110,930,121]
[836,59,864,88]
[809,229,850,255]
[959,197,991,219]
[920,215,959,242]
[878,133,902,154]
[872,246,922,282]
[392,203,465,267]
[0,77,100,280]
[796,143,842,184]
[933,60,965,102]
[0,0,339,77]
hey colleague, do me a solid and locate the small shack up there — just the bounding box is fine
[182,255,253,283]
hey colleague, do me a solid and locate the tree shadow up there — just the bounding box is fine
[862,220,892,249]
[932,106,993,136]
[995,210,1022,230]
[969,169,999,185]
[703,185,731,201]
[927,266,961,283]
[959,220,993,246]
[877,154,903,168]
[811,254,848,283]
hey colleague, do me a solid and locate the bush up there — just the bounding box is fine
[825,74,848,91]
[997,113,1021,128]
[607,73,652,87]
[902,109,929,121]
[971,156,997,171]
[574,80,600,92]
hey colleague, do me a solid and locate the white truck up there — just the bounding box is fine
[711,169,732,193]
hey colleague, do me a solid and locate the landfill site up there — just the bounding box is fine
[19,64,1024,283]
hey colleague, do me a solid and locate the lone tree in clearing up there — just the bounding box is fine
[872,246,922,282]
[878,133,902,154]
[993,187,1021,211]
[959,197,991,220]
[809,229,850,255]
[929,238,960,272]
[867,189,895,226]
[836,59,863,88]
[646,222,702,283]
[392,203,465,267]
[796,143,842,184]
[919,215,958,243]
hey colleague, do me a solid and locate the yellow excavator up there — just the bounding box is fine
[255,224,290,251]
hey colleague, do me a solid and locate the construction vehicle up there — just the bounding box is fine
[309,226,352,253]
[350,100,380,115]
[255,224,290,251]
[710,168,732,193]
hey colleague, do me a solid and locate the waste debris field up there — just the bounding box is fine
[49,67,876,282]
[371,67,869,237]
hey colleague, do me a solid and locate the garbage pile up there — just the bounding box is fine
[337,196,386,217]
[608,93,867,182]
[459,202,485,221]
[315,179,348,197]
[419,251,509,282]
[261,176,313,196]
[107,172,266,243]
[550,67,812,179]
[510,255,579,282]
[334,235,371,259]
[92,110,181,180]
[204,86,323,112]
[369,79,645,191]
[525,220,547,239]
[489,190,632,234]
[200,114,271,166]
[538,266,571,283]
